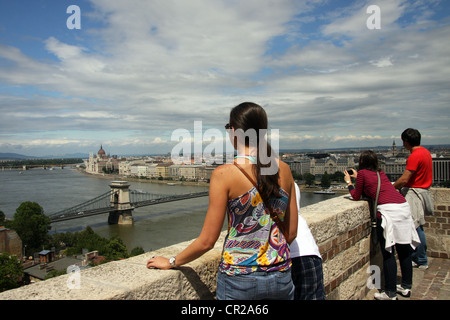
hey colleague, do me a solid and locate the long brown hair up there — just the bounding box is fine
[358,150,380,172]
[229,102,280,202]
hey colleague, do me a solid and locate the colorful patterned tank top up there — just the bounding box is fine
[218,186,291,275]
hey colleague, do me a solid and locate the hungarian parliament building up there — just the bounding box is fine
[84,145,215,182]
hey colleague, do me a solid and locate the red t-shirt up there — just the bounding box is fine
[405,146,433,188]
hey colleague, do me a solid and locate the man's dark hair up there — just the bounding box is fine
[401,128,421,147]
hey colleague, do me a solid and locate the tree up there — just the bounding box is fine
[0,210,5,225]
[0,253,23,292]
[304,173,315,187]
[66,226,109,255]
[45,269,67,280]
[321,172,331,189]
[60,227,130,261]
[130,246,145,257]
[291,170,302,181]
[103,235,129,260]
[48,231,78,252]
[11,202,50,255]
[331,171,345,182]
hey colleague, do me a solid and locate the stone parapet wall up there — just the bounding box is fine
[426,188,450,259]
[0,234,225,300]
[1,189,448,300]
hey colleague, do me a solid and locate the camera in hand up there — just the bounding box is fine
[347,169,354,175]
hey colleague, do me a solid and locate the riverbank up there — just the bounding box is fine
[75,167,210,187]
[75,168,348,193]
[301,186,348,194]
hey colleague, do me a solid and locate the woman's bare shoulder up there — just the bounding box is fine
[211,164,235,178]
[213,163,235,172]
[278,160,292,175]
[277,160,294,191]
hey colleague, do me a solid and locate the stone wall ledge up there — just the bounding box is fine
[0,234,225,300]
[1,188,448,300]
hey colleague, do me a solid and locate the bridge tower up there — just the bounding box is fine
[108,181,134,225]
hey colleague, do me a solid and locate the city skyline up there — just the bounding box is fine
[0,0,449,157]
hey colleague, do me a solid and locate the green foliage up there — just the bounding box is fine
[320,172,331,189]
[45,269,67,280]
[102,167,117,174]
[11,201,50,255]
[1,158,83,168]
[291,170,303,181]
[303,173,315,186]
[49,227,133,260]
[61,226,109,256]
[330,171,345,182]
[47,231,78,252]
[130,246,145,257]
[0,210,5,225]
[0,253,23,292]
[103,235,129,260]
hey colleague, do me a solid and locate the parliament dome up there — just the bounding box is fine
[98,145,106,157]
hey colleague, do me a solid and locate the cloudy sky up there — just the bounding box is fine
[0,0,449,157]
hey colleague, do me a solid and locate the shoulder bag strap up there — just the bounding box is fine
[233,162,288,240]
[370,171,381,246]
[374,171,381,217]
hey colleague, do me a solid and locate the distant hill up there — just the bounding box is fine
[39,153,89,159]
[0,153,37,160]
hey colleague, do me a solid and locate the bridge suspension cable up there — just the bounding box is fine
[48,190,114,221]
[129,189,209,208]
[48,188,209,223]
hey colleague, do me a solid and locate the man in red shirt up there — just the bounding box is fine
[394,128,433,270]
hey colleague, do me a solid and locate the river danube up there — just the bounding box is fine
[0,168,340,252]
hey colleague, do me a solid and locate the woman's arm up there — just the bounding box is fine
[286,178,298,244]
[393,169,414,190]
[147,166,229,270]
[280,161,298,244]
[347,170,364,201]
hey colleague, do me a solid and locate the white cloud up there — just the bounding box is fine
[45,37,87,61]
[370,57,393,68]
[0,0,449,156]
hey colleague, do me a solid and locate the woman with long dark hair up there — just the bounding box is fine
[147,102,298,300]
[345,150,420,300]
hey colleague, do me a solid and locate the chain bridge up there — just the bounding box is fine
[48,181,209,224]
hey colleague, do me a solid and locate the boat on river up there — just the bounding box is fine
[314,188,335,195]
